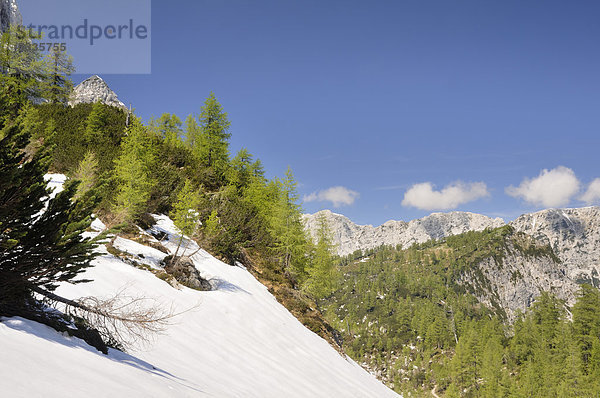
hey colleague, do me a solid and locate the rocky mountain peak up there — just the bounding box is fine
[69,75,127,110]
[303,210,505,256]
[0,0,22,33]
[510,206,600,285]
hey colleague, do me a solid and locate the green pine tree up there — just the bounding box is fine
[0,119,98,308]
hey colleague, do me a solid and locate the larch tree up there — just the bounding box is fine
[226,148,255,189]
[84,102,110,143]
[304,213,338,299]
[195,92,231,177]
[0,27,47,124]
[150,113,183,147]
[269,167,308,281]
[573,284,600,369]
[171,179,201,259]
[113,117,155,222]
[43,46,75,104]
[184,113,202,148]
[73,151,99,200]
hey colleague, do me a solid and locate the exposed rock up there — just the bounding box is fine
[162,255,211,291]
[462,234,579,321]
[0,0,22,33]
[303,210,504,256]
[510,206,600,286]
[69,75,127,110]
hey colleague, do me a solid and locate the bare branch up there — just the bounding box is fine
[33,286,198,351]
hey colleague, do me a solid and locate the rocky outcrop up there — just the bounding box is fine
[303,210,504,256]
[462,235,579,321]
[510,207,600,286]
[0,0,21,33]
[162,255,211,291]
[69,75,127,110]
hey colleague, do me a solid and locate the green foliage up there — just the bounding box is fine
[268,167,309,281]
[73,151,99,200]
[34,102,127,173]
[323,227,600,396]
[204,210,220,241]
[200,185,270,264]
[304,214,339,298]
[149,113,183,147]
[0,29,342,349]
[184,114,201,148]
[0,27,47,123]
[113,118,155,222]
[225,148,264,189]
[193,92,231,183]
[171,180,201,238]
[42,47,74,104]
[573,284,600,370]
[0,117,97,306]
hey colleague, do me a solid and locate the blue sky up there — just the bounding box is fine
[63,0,600,225]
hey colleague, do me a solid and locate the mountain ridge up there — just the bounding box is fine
[69,75,127,110]
[303,209,505,256]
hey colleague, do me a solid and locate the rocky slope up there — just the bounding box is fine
[462,232,579,320]
[510,206,600,286]
[303,210,504,256]
[0,0,21,33]
[69,75,127,110]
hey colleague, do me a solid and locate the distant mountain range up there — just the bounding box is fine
[304,207,600,318]
[303,210,505,256]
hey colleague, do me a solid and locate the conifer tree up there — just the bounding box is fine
[0,118,97,307]
[150,113,183,147]
[304,213,338,298]
[226,148,255,189]
[73,151,99,200]
[196,92,231,176]
[203,210,221,243]
[43,46,74,104]
[480,335,504,397]
[0,27,47,124]
[269,167,308,280]
[113,118,155,222]
[184,114,201,148]
[84,102,109,144]
[171,180,201,258]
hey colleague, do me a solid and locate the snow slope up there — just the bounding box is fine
[1,205,398,396]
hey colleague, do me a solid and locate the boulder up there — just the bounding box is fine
[162,255,211,291]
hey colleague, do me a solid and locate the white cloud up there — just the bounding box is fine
[401,181,489,211]
[506,166,580,208]
[581,178,600,205]
[304,186,360,207]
